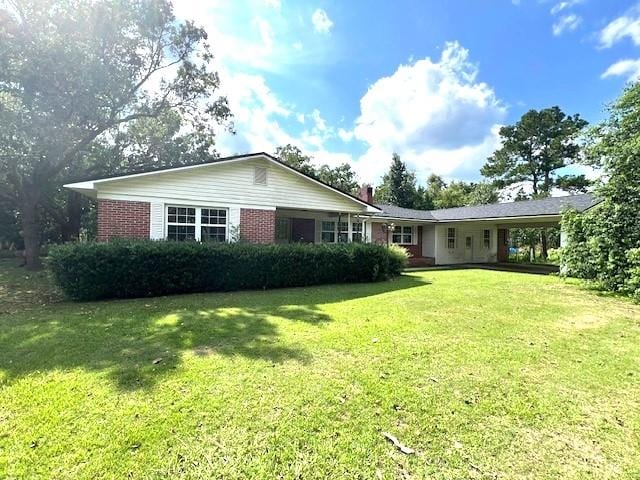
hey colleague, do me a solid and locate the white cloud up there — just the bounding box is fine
[601,58,640,81]
[311,8,333,34]
[349,41,506,183]
[552,14,582,36]
[263,0,281,8]
[310,109,327,131]
[550,0,582,16]
[292,41,303,50]
[338,128,354,142]
[599,9,640,48]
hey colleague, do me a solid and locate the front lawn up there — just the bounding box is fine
[0,259,639,479]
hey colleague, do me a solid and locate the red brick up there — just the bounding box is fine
[240,209,275,244]
[97,199,150,242]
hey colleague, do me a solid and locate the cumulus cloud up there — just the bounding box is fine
[599,8,640,48]
[552,14,582,36]
[348,42,506,182]
[312,9,333,34]
[601,58,640,81]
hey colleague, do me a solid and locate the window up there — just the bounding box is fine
[167,206,196,241]
[483,229,491,249]
[338,222,350,243]
[447,227,456,249]
[465,236,473,249]
[352,222,363,243]
[167,206,227,242]
[275,217,290,242]
[201,208,227,243]
[392,226,413,245]
[321,221,335,243]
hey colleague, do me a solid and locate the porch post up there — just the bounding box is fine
[348,213,352,242]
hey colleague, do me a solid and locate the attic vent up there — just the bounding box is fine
[254,166,267,185]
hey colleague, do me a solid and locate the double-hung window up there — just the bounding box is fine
[167,206,196,241]
[321,221,336,243]
[392,225,413,245]
[483,229,491,249]
[166,206,227,242]
[338,221,349,243]
[352,222,363,243]
[447,227,457,249]
[200,208,227,242]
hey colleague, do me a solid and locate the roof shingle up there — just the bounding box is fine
[375,193,599,222]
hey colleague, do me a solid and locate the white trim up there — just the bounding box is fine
[64,153,380,213]
[96,193,276,211]
[165,204,229,242]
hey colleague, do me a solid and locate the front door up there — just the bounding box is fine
[464,235,474,262]
[291,218,315,243]
[497,228,509,262]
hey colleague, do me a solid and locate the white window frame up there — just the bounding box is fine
[321,220,336,243]
[166,205,228,242]
[321,218,364,244]
[447,227,457,250]
[392,225,413,245]
[351,221,363,243]
[483,229,491,249]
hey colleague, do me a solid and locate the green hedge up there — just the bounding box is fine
[49,240,408,301]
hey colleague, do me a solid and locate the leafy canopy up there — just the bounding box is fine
[482,106,588,196]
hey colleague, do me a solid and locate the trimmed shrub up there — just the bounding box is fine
[49,240,407,301]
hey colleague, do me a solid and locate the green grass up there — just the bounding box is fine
[0,259,639,479]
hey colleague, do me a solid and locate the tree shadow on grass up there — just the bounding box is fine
[0,275,429,391]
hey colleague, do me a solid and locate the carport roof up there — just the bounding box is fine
[374,193,600,222]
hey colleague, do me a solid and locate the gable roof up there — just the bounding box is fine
[65,152,381,213]
[375,193,600,223]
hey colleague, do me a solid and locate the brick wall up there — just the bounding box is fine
[371,222,388,245]
[97,199,150,242]
[240,208,276,244]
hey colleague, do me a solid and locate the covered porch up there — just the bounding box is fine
[495,218,564,263]
[274,208,370,244]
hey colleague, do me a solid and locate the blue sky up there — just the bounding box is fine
[174,0,640,185]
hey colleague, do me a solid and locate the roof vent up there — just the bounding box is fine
[254,166,267,185]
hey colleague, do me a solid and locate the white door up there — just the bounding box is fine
[464,235,473,262]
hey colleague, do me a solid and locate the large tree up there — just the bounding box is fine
[275,145,359,195]
[482,106,588,258]
[562,82,640,296]
[418,173,498,209]
[0,0,232,269]
[374,153,419,208]
[481,106,588,196]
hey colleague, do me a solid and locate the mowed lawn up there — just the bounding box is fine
[1,260,639,479]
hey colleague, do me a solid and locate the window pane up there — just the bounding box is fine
[167,225,195,241]
[201,208,226,225]
[321,232,335,243]
[393,225,401,233]
[403,234,412,244]
[338,233,349,243]
[403,226,412,234]
[392,234,402,243]
[338,221,349,232]
[352,222,362,233]
[322,221,335,232]
[201,226,226,242]
[353,233,363,243]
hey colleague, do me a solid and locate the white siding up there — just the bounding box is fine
[149,203,164,239]
[422,224,436,257]
[434,222,498,265]
[96,158,367,213]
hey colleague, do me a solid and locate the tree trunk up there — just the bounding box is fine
[20,189,42,270]
[62,191,83,241]
[541,229,548,260]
